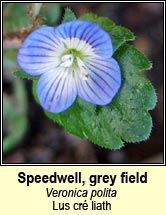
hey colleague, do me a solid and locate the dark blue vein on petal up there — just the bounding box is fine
[69,22,75,39]
[71,22,80,38]
[36,32,61,46]
[83,28,101,43]
[24,45,55,52]
[88,74,111,99]
[28,38,58,49]
[79,23,94,41]
[88,60,120,84]
[74,23,89,39]
[89,71,114,93]
[44,72,64,105]
[90,39,109,48]
[38,73,54,95]
[17,58,55,64]
[56,75,66,105]
[64,23,70,38]
[78,75,105,104]
[19,54,56,58]
[65,75,71,109]
[64,75,69,109]
[77,76,97,104]
[87,65,116,90]
[55,27,66,39]
[21,65,56,71]
[49,74,67,112]
[86,80,105,103]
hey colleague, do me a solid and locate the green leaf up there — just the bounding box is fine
[62,7,76,23]
[14,70,39,80]
[79,13,135,51]
[32,79,39,103]
[3,3,29,33]
[45,99,124,149]
[40,3,61,25]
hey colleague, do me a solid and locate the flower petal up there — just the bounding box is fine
[54,20,113,59]
[17,27,63,76]
[76,58,121,105]
[37,69,77,113]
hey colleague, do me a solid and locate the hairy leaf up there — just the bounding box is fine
[62,7,76,23]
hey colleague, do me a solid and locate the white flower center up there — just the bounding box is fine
[59,38,95,80]
[60,54,74,68]
[60,54,89,80]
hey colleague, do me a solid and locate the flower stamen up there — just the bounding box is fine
[76,57,89,80]
[60,54,74,67]
[60,52,89,80]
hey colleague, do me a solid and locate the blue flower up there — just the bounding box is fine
[17,20,121,113]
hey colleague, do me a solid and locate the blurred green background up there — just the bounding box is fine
[3,3,164,164]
